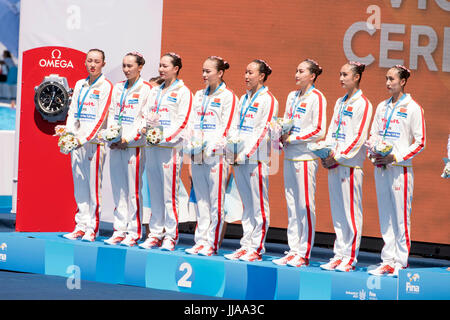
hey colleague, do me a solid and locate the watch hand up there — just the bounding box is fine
[48,92,56,109]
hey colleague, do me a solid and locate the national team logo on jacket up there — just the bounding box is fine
[343,106,353,117]
[167,92,178,103]
[90,89,100,99]
[397,107,408,118]
[133,93,140,99]
[211,98,221,107]
[297,102,307,114]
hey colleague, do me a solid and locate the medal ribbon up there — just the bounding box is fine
[335,89,361,139]
[289,85,315,120]
[382,93,406,139]
[154,79,179,113]
[118,77,140,125]
[76,74,102,121]
[239,85,266,131]
[200,82,224,130]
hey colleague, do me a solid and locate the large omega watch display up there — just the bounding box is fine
[34,74,73,122]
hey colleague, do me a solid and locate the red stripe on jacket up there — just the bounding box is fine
[247,91,275,158]
[296,89,323,140]
[403,101,425,161]
[86,79,113,141]
[341,95,369,156]
[222,89,237,138]
[166,91,193,142]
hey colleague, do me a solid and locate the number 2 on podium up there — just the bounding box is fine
[177,262,193,288]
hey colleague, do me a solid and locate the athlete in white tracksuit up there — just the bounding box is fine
[186,60,238,256]
[320,62,373,272]
[273,59,327,267]
[63,49,113,242]
[104,53,153,246]
[141,53,193,251]
[224,60,279,262]
[368,66,426,276]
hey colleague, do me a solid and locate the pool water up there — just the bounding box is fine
[0,106,16,130]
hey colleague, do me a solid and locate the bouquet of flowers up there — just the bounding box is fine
[441,158,450,179]
[307,141,335,159]
[365,136,394,168]
[225,135,245,154]
[58,132,78,154]
[277,117,294,135]
[146,126,164,145]
[269,120,283,150]
[366,136,393,157]
[100,124,122,144]
[183,137,206,155]
[374,141,393,157]
[144,111,163,145]
[53,125,66,137]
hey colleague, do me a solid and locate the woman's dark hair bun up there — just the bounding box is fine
[253,59,272,81]
[208,56,230,72]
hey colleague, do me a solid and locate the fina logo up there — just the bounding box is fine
[39,49,74,69]
[405,272,420,294]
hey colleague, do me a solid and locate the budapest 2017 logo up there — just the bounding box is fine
[0,242,7,262]
[39,49,74,69]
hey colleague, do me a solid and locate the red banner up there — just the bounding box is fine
[16,46,87,231]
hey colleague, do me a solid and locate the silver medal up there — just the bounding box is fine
[75,120,81,129]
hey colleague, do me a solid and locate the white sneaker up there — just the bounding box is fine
[287,255,309,268]
[239,250,262,262]
[185,244,205,255]
[272,251,298,266]
[320,257,343,271]
[368,263,395,276]
[120,234,138,247]
[198,246,216,257]
[139,236,162,249]
[388,263,406,277]
[63,229,85,240]
[160,238,176,251]
[104,232,126,245]
[335,261,356,272]
[224,248,248,260]
[81,230,96,242]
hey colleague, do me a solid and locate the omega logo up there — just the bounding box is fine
[51,49,62,59]
[39,49,74,69]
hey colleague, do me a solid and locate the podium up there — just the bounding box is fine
[0,232,448,300]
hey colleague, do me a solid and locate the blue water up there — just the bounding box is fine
[0,106,16,130]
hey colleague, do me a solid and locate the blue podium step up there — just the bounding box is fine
[0,232,448,300]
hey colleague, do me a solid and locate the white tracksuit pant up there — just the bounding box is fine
[234,161,270,254]
[146,146,182,242]
[328,166,363,266]
[71,143,105,234]
[191,156,228,251]
[374,165,413,268]
[109,147,145,240]
[284,159,318,259]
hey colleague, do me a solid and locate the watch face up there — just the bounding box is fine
[34,81,70,116]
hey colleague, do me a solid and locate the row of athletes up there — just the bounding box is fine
[62,49,425,276]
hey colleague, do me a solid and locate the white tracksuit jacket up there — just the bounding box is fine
[228,86,279,254]
[65,74,113,234]
[369,93,426,268]
[189,82,238,251]
[106,77,153,240]
[283,87,326,259]
[324,89,373,266]
[145,79,193,243]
